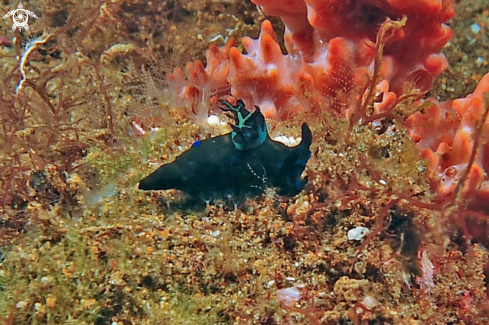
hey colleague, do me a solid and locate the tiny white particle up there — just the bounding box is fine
[274,135,300,146]
[471,23,481,34]
[276,284,305,306]
[348,226,370,241]
[207,114,220,125]
[362,296,381,310]
[16,301,28,309]
[40,276,52,285]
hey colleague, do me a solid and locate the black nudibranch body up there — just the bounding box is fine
[138,100,312,201]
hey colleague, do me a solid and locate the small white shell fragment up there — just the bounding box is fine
[347,226,370,241]
[361,295,381,310]
[471,23,481,34]
[273,135,300,146]
[40,276,53,286]
[207,114,220,125]
[276,283,305,306]
[16,301,28,309]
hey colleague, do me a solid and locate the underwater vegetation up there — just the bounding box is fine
[1,0,489,324]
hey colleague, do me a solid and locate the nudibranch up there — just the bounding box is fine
[138,99,312,201]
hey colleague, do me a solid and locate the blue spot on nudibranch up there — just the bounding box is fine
[192,140,202,147]
[295,179,302,189]
[229,156,241,163]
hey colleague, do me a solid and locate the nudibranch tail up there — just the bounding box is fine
[274,122,313,196]
[220,99,267,150]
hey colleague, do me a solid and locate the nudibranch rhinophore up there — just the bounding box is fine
[138,99,312,201]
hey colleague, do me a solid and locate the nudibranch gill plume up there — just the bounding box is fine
[138,99,312,201]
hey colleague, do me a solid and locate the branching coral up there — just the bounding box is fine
[407,72,489,214]
[173,0,454,120]
[167,40,236,124]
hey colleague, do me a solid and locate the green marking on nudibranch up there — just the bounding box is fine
[220,99,267,150]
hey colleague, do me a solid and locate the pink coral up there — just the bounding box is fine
[407,73,489,212]
[171,0,454,121]
[254,0,453,92]
[245,0,454,118]
[168,39,235,123]
[228,20,314,119]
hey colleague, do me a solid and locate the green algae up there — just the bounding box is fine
[86,146,140,186]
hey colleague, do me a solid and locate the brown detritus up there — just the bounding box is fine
[385,207,423,276]
[485,260,489,298]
